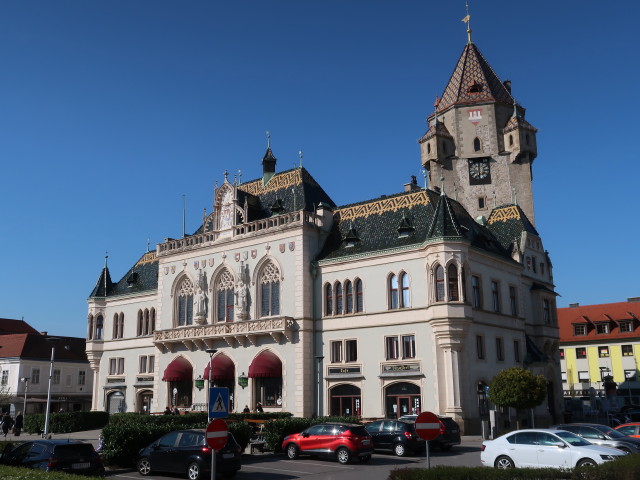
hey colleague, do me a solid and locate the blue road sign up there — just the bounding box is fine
[209,387,229,418]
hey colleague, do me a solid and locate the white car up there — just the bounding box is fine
[481,428,626,469]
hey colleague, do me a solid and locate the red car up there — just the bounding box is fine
[614,422,640,438]
[282,422,373,464]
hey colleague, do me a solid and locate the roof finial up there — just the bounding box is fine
[223,169,229,181]
[266,130,271,149]
[238,169,242,183]
[512,98,518,118]
[146,238,150,252]
[512,187,518,205]
[462,1,472,44]
[298,150,303,168]
[440,176,445,195]
[421,168,428,190]
[104,250,109,268]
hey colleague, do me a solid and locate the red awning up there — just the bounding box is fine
[203,354,235,380]
[162,357,193,382]
[248,351,282,378]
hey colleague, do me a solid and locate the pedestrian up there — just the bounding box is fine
[1,412,13,438]
[243,405,250,413]
[255,402,263,413]
[172,406,180,415]
[13,411,23,436]
[163,406,172,415]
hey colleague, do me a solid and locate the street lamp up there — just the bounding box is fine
[205,348,217,421]
[20,377,28,416]
[43,337,60,438]
[315,356,324,417]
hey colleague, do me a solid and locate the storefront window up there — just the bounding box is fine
[330,384,361,416]
[254,377,282,407]
[385,382,420,418]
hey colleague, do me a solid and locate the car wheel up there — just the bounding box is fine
[359,455,372,463]
[187,462,202,480]
[577,458,597,467]
[137,458,151,476]
[393,442,407,457]
[336,447,352,465]
[618,447,632,454]
[494,455,515,469]
[286,443,299,460]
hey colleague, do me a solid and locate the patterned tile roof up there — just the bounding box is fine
[503,115,538,134]
[318,189,509,262]
[486,204,538,252]
[89,252,158,299]
[437,43,514,113]
[419,122,453,143]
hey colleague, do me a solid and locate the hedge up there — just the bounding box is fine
[23,411,109,434]
[388,453,640,480]
[0,464,97,480]
[101,412,274,467]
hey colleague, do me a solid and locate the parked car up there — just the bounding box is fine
[614,422,640,438]
[398,414,461,451]
[551,423,640,454]
[481,428,626,469]
[0,439,104,476]
[282,422,373,464]
[365,419,424,456]
[137,429,241,479]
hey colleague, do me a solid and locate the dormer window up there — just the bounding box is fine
[468,80,483,94]
[344,227,360,248]
[397,213,415,238]
[270,198,284,215]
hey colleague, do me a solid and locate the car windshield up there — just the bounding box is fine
[555,431,591,446]
[593,425,625,438]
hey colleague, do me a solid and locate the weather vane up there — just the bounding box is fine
[462,1,472,44]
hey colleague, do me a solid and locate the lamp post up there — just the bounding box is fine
[205,348,217,421]
[21,377,28,416]
[43,338,59,438]
[315,355,324,417]
[204,348,217,480]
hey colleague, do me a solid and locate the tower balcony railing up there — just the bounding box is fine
[153,316,296,352]
[157,211,319,256]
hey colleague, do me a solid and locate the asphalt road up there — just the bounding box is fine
[109,438,484,480]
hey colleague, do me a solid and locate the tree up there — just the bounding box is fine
[488,367,547,429]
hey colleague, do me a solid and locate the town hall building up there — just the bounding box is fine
[86,31,561,433]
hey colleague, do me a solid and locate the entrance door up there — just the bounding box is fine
[398,397,411,417]
[139,391,153,414]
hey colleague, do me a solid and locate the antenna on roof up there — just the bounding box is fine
[299,150,303,168]
[266,131,271,149]
[182,194,186,238]
[462,1,472,44]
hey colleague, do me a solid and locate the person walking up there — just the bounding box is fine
[1,412,13,438]
[13,412,23,436]
[255,402,263,413]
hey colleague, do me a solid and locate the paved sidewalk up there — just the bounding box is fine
[2,428,102,448]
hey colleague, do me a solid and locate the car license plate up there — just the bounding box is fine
[222,453,234,459]
[362,439,370,445]
[451,429,459,433]
[72,463,90,469]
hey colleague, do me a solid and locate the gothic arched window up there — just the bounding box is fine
[176,277,194,326]
[473,137,482,152]
[87,315,94,340]
[95,315,103,340]
[325,283,333,316]
[435,265,445,302]
[389,274,399,309]
[448,264,459,301]
[355,278,364,313]
[260,262,280,317]
[216,270,235,322]
[335,282,343,315]
[400,272,410,307]
[345,280,353,314]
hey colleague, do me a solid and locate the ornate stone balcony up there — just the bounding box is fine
[153,317,296,352]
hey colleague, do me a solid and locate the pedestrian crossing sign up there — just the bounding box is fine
[208,387,229,418]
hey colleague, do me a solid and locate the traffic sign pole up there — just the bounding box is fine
[414,411,441,470]
[206,419,228,480]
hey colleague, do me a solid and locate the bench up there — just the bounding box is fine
[246,419,267,454]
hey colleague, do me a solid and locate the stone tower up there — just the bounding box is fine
[419,41,538,224]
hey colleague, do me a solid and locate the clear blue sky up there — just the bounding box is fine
[1,1,637,337]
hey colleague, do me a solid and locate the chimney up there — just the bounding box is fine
[503,79,512,94]
[628,297,640,303]
[569,303,579,308]
[41,331,48,336]
[404,175,421,192]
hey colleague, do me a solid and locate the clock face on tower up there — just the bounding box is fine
[469,158,491,185]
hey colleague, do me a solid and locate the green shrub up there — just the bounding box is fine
[265,415,360,452]
[0,464,97,479]
[23,411,109,434]
[388,454,640,480]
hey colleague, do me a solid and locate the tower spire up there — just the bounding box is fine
[266,130,271,149]
[462,1,472,44]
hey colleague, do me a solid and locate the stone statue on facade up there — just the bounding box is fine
[235,262,250,321]
[194,269,208,324]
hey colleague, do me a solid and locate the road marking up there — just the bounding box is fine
[242,464,313,474]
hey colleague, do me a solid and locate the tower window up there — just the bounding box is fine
[427,142,431,154]
[478,197,486,209]
[526,134,530,146]
[473,137,481,152]
[509,134,513,146]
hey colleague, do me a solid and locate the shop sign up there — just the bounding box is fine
[382,363,420,374]
[328,366,361,375]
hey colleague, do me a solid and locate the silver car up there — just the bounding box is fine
[552,423,640,454]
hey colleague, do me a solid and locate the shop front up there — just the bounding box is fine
[248,350,282,408]
[162,356,193,409]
